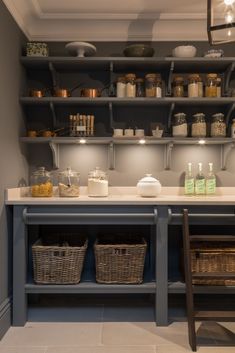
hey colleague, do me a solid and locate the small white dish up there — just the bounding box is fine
[204,49,224,58]
[65,42,97,57]
[172,45,197,58]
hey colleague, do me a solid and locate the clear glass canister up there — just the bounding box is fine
[145,73,161,97]
[211,113,226,137]
[88,167,108,197]
[58,167,80,197]
[205,73,217,97]
[136,78,145,97]
[191,113,206,137]
[216,77,221,97]
[116,76,126,98]
[30,166,53,197]
[173,76,184,97]
[197,75,203,97]
[188,74,199,97]
[172,113,188,137]
[125,73,136,97]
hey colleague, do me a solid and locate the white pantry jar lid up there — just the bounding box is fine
[138,174,159,183]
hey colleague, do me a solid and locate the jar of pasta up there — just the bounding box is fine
[30,167,53,197]
[172,113,188,137]
[125,73,136,97]
[191,113,206,137]
[188,74,199,97]
[173,76,184,97]
[205,73,217,98]
[211,113,226,137]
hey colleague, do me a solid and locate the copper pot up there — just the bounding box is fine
[27,130,37,137]
[53,88,71,98]
[81,88,101,98]
[29,89,45,98]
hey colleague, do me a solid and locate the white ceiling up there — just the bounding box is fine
[3,0,208,41]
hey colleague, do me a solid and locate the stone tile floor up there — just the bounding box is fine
[0,295,235,353]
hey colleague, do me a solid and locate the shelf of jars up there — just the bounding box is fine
[20,97,235,106]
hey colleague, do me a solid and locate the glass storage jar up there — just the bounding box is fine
[136,78,145,97]
[125,73,136,97]
[197,75,203,97]
[116,76,126,97]
[58,167,80,197]
[30,166,53,197]
[205,73,217,97]
[216,77,221,97]
[191,113,206,137]
[145,73,161,97]
[172,113,188,137]
[211,113,226,137]
[173,76,184,97]
[231,118,235,138]
[188,74,199,97]
[88,167,108,197]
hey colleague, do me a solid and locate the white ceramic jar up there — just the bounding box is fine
[137,174,162,197]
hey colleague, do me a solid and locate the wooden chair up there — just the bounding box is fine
[182,208,235,351]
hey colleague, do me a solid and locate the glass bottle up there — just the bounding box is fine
[145,73,159,97]
[173,76,184,97]
[188,74,199,98]
[58,167,80,197]
[205,73,217,97]
[206,162,216,195]
[125,73,136,97]
[88,167,108,197]
[211,113,226,137]
[195,162,205,195]
[155,77,162,98]
[191,113,206,137]
[216,77,221,97]
[172,113,188,137]
[231,118,235,138]
[197,75,203,97]
[116,76,126,98]
[30,166,53,197]
[184,162,194,196]
[136,78,145,97]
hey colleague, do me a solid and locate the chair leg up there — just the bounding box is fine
[187,311,197,351]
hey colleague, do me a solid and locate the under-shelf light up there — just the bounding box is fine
[79,138,87,144]
[198,139,206,145]
[139,139,146,145]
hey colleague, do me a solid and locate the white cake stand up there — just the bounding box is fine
[65,42,97,57]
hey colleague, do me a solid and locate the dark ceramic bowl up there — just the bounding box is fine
[123,44,155,57]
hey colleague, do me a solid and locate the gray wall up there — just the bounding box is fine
[0,0,28,337]
[28,41,235,187]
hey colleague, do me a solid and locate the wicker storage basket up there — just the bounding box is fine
[94,236,147,284]
[191,243,235,285]
[32,236,87,284]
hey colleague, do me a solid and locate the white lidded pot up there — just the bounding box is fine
[137,174,162,197]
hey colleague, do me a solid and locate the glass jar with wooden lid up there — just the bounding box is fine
[205,73,217,98]
[145,73,161,97]
[125,73,136,97]
[173,76,184,97]
[188,74,199,97]
[191,113,206,137]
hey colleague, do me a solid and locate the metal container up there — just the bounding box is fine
[80,88,101,98]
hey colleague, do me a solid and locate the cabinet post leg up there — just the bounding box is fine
[13,206,27,326]
[156,206,168,326]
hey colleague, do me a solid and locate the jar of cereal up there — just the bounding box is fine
[211,113,226,137]
[191,113,206,137]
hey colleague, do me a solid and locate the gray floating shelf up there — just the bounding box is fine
[168,281,235,294]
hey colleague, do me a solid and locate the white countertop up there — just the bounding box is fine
[5,187,235,205]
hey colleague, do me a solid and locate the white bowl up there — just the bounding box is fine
[172,45,197,58]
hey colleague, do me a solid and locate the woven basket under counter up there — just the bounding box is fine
[32,236,88,284]
[94,236,147,284]
[191,243,235,285]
